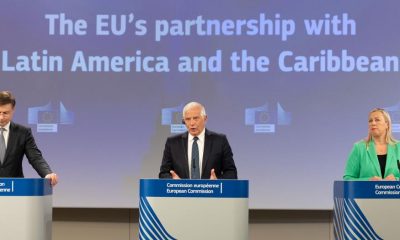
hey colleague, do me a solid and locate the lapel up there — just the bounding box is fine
[202,129,212,176]
[367,141,381,177]
[181,133,190,178]
[385,143,397,177]
[3,122,16,164]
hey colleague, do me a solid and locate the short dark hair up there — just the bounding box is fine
[0,91,16,108]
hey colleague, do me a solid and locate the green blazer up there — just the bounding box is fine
[343,140,400,180]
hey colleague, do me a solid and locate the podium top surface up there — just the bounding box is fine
[0,178,52,196]
[334,180,400,199]
[140,179,248,198]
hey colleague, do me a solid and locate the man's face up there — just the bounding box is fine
[0,104,14,127]
[183,106,207,136]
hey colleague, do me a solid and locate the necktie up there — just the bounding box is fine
[0,128,6,164]
[191,137,200,179]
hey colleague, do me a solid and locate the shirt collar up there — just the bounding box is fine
[189,128,205,142]
[1,122,10,132]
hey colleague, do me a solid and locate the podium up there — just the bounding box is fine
[333,180,400,240]
[139,179,249,240]
[0,178,53,240]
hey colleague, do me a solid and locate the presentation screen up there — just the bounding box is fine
[1,0,400,209]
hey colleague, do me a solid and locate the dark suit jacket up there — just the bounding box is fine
[159,129,237,179]
[0,122,52,177]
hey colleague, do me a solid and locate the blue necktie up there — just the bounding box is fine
[191,137,200,179]
[0,128,6,164]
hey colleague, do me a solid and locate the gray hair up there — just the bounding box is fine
[182,102,207,118]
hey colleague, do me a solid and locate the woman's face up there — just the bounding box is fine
[368,111,389,139]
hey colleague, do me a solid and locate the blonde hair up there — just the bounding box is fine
[365,108,397,146]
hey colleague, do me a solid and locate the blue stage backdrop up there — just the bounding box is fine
[1,0,400,209]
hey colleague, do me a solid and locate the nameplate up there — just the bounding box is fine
[0,178,52,196]
[334,181,400,199]
[140,179,248,198]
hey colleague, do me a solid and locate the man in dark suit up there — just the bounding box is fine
[0,91,58,186]
[159,102,237,179]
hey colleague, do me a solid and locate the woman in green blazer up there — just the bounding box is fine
[344,108,400,180]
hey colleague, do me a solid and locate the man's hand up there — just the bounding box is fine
[170,170,181,179]
[210,169,217,180]
[45,173,58,186]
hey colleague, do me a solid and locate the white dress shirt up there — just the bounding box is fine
[1,122,10,148]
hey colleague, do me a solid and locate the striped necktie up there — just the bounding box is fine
[191,137,200,179]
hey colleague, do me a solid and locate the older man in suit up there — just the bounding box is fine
[0,91,58,186]
[159,102,237,179]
